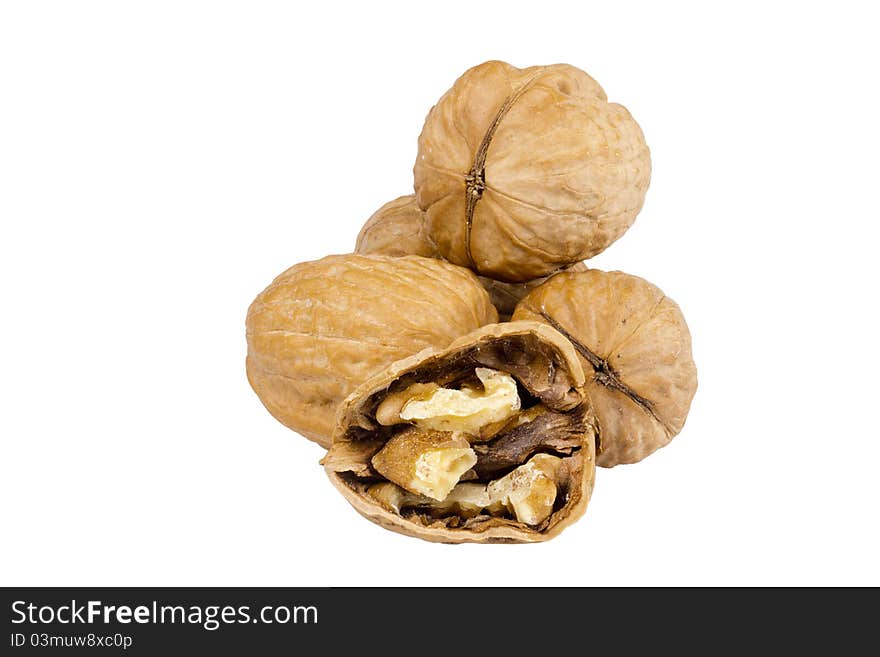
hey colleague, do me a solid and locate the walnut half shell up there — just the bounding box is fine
[414,60,651,282]
[512,270,697,467]
[246,254,497,448]
[323,321,597,543]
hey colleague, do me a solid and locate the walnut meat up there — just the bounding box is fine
[512,270,697,467]
[414,60,651,282]
[246,255,498,448]
[354,194,586,318]
[322,322,596,543]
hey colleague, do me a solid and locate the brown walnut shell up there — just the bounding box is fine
[414,60,651,282]
[355,195,437,259]
[512,270,697,467]
[246,254,498,448]
[355,194,586,319]
[323,321,597,544]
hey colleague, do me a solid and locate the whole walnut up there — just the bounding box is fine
[323,321,596,543]
[512,270,696,467]
[246,255,498,448]
[354,195,437,259]
[414,60,650,283]
[355,194,586,319]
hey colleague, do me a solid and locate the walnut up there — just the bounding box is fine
[245,254,497,448]
[512,270,697,467]
[355,194,586,318]
[354,195,437,259]
[414,60,650,282]
[389,367,521,436]
[370,427,477,501]
[244,59,695,543]
[487,454,563,526]
[322,321,596,543]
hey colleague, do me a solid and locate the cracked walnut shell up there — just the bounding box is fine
[323,321,596,543]
[246,254,498,448]
[512,270,697,467]
[355,194,586,318]
[414,60,651,283]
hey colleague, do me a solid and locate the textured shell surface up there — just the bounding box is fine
[414,60,651,282]
[355,195,438,259]
[513,270,697,467]
[246,254,498,448]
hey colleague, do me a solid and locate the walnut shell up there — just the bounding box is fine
[512,270,697,467]
[354,194,587,318]
[323,321,596,543]
[414,60,651,282]
[354,195,437,259]
[246,255,498,448]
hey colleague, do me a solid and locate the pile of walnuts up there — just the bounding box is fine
[246,61,697,543]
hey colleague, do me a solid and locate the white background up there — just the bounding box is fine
[2,1,878,586]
